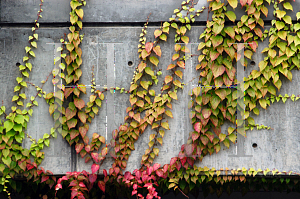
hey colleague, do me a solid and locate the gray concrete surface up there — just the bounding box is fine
[0,1,300,175]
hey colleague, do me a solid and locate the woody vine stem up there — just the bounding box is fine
[1,0,300,198]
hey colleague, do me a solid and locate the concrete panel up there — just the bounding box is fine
[2,1,300,24]
[0,0,70,23]
[1,6,300,174]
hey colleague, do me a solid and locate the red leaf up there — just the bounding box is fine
[192,131,200,141]
[187,157,194,166]
[135,170,141,179]
[91,152,100,163]
[66,107,77,120]
[185,144,194,156]
[138,62,147,73]
[153,46,162,57]
[78,111,87,123]
[155,169,164,177]
[163,164,169,173]
[91,164,99,174]
[98,181,105,193]
[89,174,97,183]
[202,109,212,119]
[194,122,201,133]
[74,98,85,109]
[75,143,84,154]
[240,0,247,6]
[64,88,75,99]
[132,190,137,196]
[41,175,49,183]
[147,166,153,175]
[200,135,209,145]
[70,129,79,140]
[170,157,177,166]
[177,61,185,69]
[153,163,160,171]
[210,51,220,61]
[69,180,77,187]
[71,190,77,199]
[103,169,108,177]
[114,167,120,174]
[212,63,225,78]
[145,42,153,53]
[249,41,258,52]
[78,182,86,188]
[79,124,89,138]
[254,28,262,38]
[175,161,181,171]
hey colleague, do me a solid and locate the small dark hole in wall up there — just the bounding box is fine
[16,62,20,67]
[250,61,256,66]
[252,143,257,148]
[128,61,133,66]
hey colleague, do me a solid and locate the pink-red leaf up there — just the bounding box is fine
[91,164,100,174]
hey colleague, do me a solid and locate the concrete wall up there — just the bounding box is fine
[0,1,300,175]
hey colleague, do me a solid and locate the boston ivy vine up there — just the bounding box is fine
[1,0,300,198]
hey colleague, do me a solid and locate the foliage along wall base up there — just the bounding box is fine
[1,0,300,198]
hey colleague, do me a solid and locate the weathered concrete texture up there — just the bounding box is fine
[1,25,300,174]
[0,28,73,174]
[2,1,300,24]
[0,0,70,23]
[1,0,300,175]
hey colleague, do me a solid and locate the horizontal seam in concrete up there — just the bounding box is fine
[0,20,277,29]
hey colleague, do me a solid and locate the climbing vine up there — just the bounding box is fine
[1,0,300,198]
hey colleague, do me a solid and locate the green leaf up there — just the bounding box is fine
[283,15,292,25]
[161,122,170,130]
[145,67,154,76]
[283,2,293,11]
[22,71,29,77]
[28,109,33,116]
[14,115,25,124]
[159,34,167,41]
[275,21,285,31]
[276,10,286,20]
[25,46,31,53]
[31,41,37,48]
[14,86,20,92]
[213,23,224,35]
[294,24,300,32]
[228,127,235,135]
[12,95,19,101]
[44,139,50,147]
[181,36,189,44]
[149,56,159,66]
[259,99,267,109]
[297,12,300,21]
[228,0,237,8]
[16,77,23,84]
[225,11,236,22]
[26,63,32,71]
[210,95,221,109]
[2,156,11,167]
[29,51,35,57]
[19,93,26,99]
[268,85,276,95]
[228,133,237,143]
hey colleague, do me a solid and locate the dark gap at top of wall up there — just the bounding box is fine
[0,20,276,28]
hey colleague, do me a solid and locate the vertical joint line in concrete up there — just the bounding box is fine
[106,43,115,145]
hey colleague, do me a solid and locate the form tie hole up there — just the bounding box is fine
[128,61,133,67]
[252,143,257,148]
